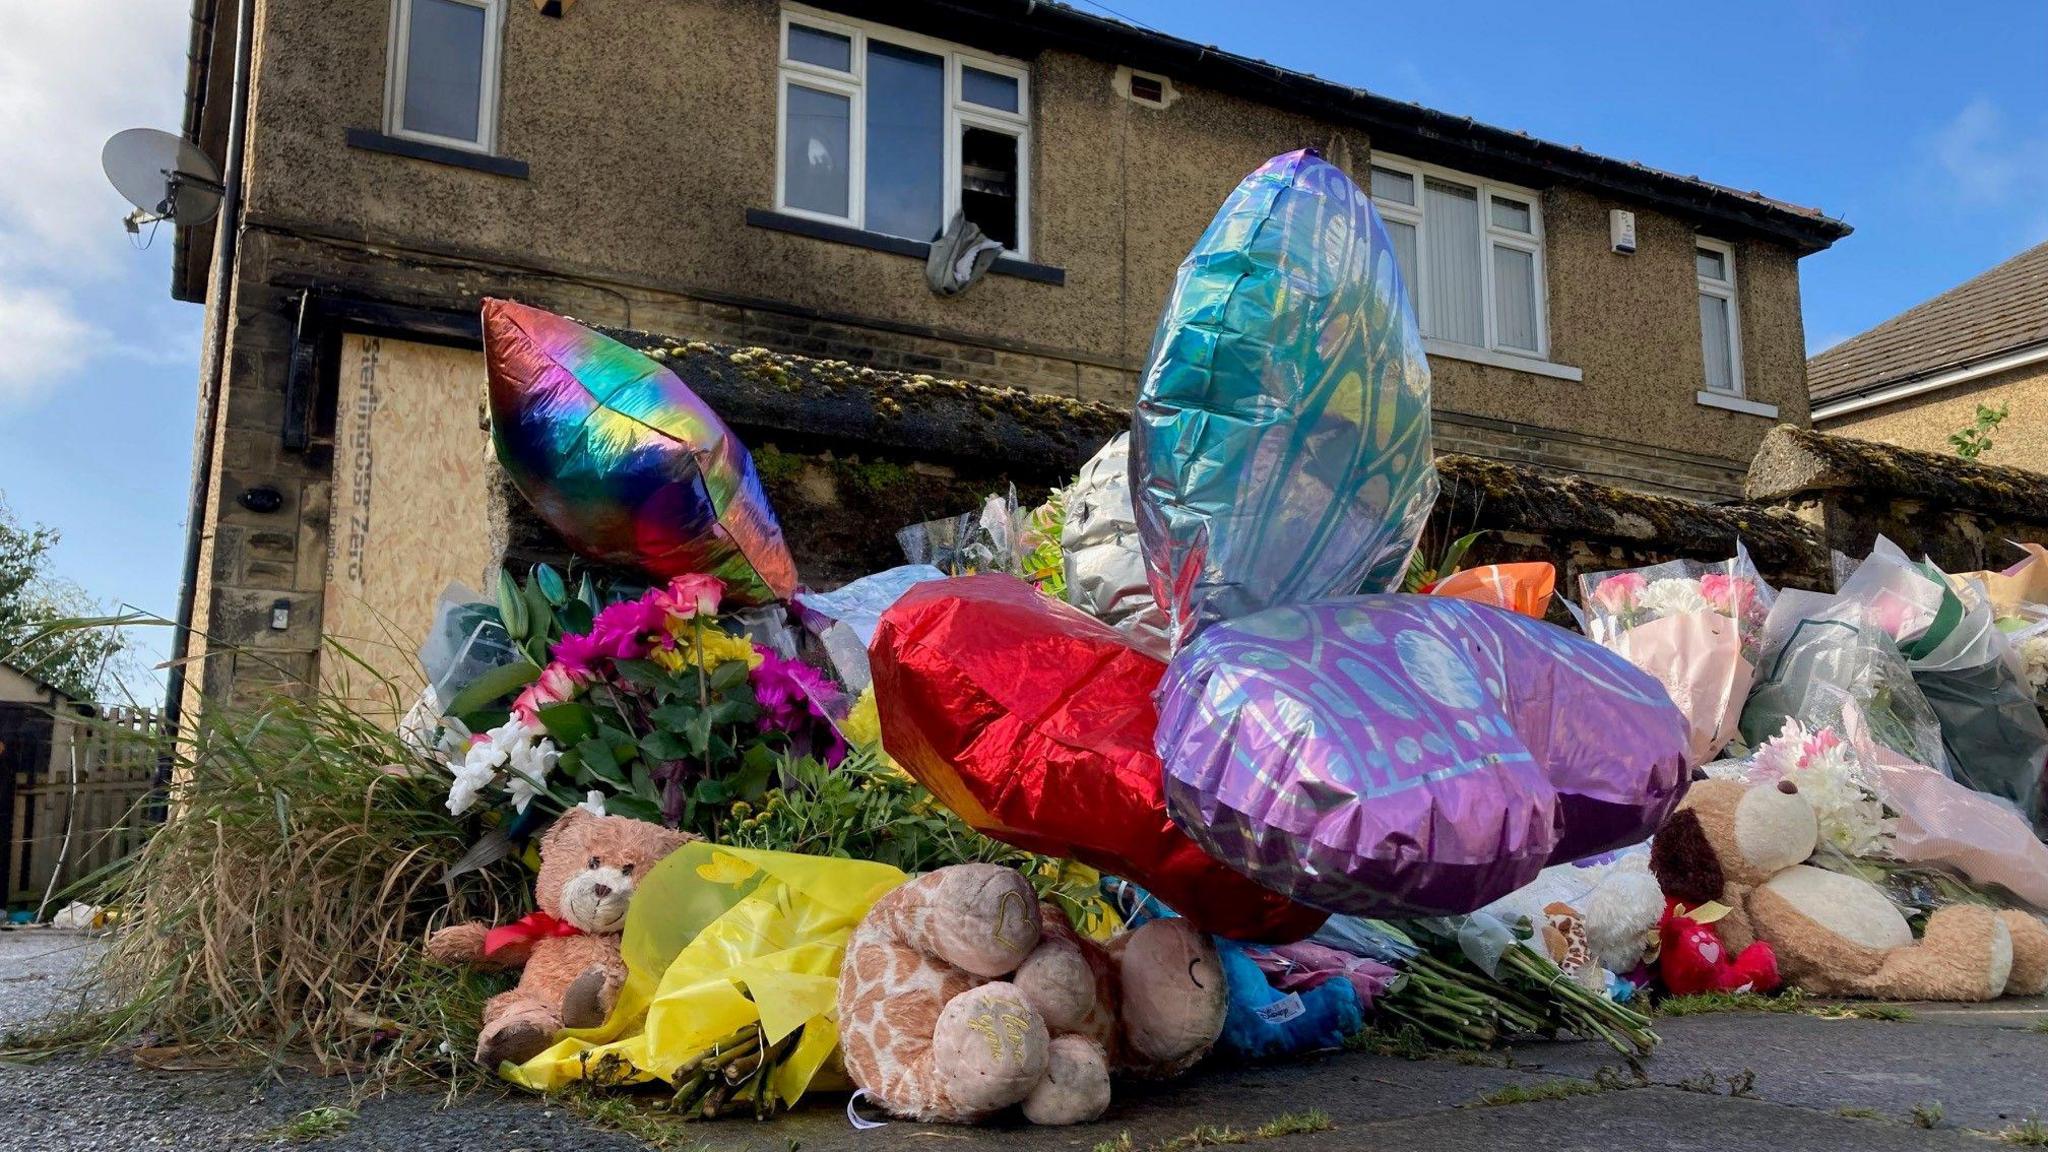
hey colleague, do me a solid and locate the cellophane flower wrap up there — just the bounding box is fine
[1578,549,1776,766]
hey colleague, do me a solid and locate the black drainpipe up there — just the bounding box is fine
[162,0,254,746]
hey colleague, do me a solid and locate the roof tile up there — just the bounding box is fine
[1809,239,2048,402]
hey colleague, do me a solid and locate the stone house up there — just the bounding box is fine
[1810,238,2048,472]
[168,0,1849,716]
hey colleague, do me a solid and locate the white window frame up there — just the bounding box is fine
[1695,236,1745,396]
[384,0,505,154]
[1369,153,1552,363]
[776,4,1033,258]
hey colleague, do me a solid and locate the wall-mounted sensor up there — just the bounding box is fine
[270,599,291,631]
[1610,209,1637,254]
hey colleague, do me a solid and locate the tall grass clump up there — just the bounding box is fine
[27,680,528,1086]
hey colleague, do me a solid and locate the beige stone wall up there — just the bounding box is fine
[1818,362,2048,474]
[239,0,1807,470]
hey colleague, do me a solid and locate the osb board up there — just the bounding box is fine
[322,334,495,710]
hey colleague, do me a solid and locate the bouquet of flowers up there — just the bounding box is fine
[1579,550,1775,766]
[426,570,845,837]
[1320,916,1658,1058]
[1713,717,1893,859]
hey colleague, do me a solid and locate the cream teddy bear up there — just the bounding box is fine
[1650,777,2048,1000]
[835,864,1225,1125]
[427,810,690,1068]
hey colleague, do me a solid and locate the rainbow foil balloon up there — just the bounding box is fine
[1132,149,1437,643]
[484,299,797,604]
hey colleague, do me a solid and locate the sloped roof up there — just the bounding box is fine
[835,0,1851,253]
[1809,239,2048,403]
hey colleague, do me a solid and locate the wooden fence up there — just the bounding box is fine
[6,706,162,910]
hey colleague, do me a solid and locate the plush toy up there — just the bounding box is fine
[1649,777,2029,1001]
[428,810,691,1067]
[835,863,1226,1126]
[1481,852,1666,979]
[1658,899,1780,995]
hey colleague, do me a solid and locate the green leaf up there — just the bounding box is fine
[687,710,715,757]
[497,569,530,641]
[613,659,670,692]
[578,737,620,776]
[577,571,602,616]
[649,702,699,730]
[1439,531,1488,577]
[524,634,550,667]
[630,761,659,802]
[537,701,595,745]
[534,563,568,605]
[708,659,751,691]
[575,738,625,785]
[706,698,756,727]
[693,777,732,806]
[523,573,552,635]
[444,660,540,717]
[557,599,594,637]
[609,795,662,823]
[641,730,692,762]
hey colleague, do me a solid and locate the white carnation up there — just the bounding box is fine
[1635,577,1713,619]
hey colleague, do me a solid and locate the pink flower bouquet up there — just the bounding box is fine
[1579,549,1777,766]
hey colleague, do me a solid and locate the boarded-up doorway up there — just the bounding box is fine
[323,334,497,712]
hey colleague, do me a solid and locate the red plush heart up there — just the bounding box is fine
[869,573,1327,942]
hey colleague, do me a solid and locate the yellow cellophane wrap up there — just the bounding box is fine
[502,842,906,1099]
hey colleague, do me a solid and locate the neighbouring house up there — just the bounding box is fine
[1809,238,2048,472]
[167,0,1849,716]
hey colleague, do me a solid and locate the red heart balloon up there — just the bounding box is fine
[870,573,1327,942]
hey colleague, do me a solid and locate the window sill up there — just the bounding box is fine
[1424,339,1584,382]
[1695,390,1779,418]
[345,128,530,178]
[744,209,1065,286]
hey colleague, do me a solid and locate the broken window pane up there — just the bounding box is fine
[960,126,1020,250]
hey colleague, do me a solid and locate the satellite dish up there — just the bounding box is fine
[101,128,224,230]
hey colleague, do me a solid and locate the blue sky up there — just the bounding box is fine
[2,1,2045,701]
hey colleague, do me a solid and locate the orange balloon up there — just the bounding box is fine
[1429,562,1557,618]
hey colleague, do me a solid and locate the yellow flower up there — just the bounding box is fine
[844,686,907,776]
[649,646,686,673]
[673,620,764,672]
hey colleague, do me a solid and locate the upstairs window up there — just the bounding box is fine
[1369,156,1547,359]
[777,7,1032,256]
[385,0,504,152]
[1696,238,1744,394]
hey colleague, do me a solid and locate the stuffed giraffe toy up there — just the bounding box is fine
[836,863,1227,1125]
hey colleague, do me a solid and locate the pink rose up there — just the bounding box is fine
[1589,571,1647,615]
[1699,572,1763,623]
[655,574,725,621]
[511,663,579,725]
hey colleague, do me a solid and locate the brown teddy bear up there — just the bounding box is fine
[1650,776,2048,1000]
[836,864,1226,1126]
[428,809,691,1068]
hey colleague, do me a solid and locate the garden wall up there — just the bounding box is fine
[488,335,2048,604]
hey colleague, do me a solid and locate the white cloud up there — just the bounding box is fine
[0,1,192,408]
[0,286,99,404]
[1929,96,2048,208]
[0,1,191,278]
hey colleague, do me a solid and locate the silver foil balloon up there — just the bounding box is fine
[1131,150,1438,644]
[1062,433,1170,654]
